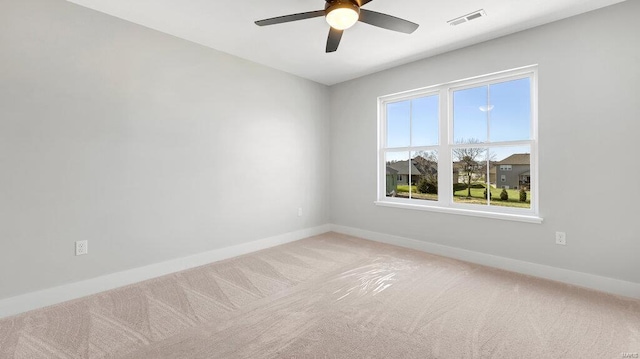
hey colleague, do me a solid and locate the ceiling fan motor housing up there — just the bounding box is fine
[324,0,361,15]
[324,0,360,31]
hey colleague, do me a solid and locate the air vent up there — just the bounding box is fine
[447,9,487,26]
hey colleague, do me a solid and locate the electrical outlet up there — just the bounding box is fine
[298,208,303,217]
[555,232,566,246]
[75,240,88,256]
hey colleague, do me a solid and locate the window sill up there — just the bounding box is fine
[374,200,543,224]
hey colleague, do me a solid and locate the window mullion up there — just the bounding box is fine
[409,99,413,199]
[486,85,491,206]
[451,140,532,149]
[439,88,451,207]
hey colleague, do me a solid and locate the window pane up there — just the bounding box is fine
[453,85,488,143]
[489,78,531,142]
[411,150,438,201]
[385,151,409,198]
[411,95,439,147]
[488,146,531,209]
[387,101,410,148]
[452,146,489,205]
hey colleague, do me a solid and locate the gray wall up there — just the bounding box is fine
[329,1,640,284]
[0,0,329,299]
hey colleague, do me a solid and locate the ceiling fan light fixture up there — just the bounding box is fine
[325,1,360,30]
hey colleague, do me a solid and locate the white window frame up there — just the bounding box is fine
[376,65,541,224]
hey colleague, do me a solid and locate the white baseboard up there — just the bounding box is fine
[330,224,640,299]
[0,224,331,319]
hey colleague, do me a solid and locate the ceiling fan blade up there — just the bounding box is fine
[358,9,419,34]
[326,28,343,53]
[255,10,325,26]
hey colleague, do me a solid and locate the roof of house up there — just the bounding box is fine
[497,153,530,165]
[386,166,398,175]
[386,160,422,175]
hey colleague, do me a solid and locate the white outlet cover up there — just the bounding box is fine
[555,232,566,245]
[75,240,88,256]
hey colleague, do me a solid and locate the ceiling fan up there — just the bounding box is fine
[255,0,419,53]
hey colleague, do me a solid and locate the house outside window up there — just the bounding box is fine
[496,154,530,190]
[377,66,540,223]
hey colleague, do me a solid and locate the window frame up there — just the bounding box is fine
[376,65,541,224]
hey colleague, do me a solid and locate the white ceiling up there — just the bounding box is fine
[66,0,625,85]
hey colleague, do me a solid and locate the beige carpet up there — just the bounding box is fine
[0,233,638,359]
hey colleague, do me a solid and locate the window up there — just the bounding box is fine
[377,66,540,223]
[383,94,439,201]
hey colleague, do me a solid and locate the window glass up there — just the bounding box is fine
[453,86,488,143]
[489,78,531,142]
[412,150,438,201]
[385,152,409,198]
[489,146,531,209]
[411,95,439,147]
[452,147,489,205]
[387,101,410,148]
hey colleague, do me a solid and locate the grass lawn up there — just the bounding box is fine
[393,184,530,208]
[395,185,438,201]
[453,186,531,208]
[396,185,415,193]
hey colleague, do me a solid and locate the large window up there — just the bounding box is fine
[377,66,540,223]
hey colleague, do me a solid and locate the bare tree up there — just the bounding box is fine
[452,139,493,198]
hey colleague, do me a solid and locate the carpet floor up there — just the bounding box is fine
[0,232,638,358]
